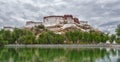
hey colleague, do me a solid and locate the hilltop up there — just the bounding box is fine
[3,15,102,35]
[1,15,116,45]
[24,15,101,34]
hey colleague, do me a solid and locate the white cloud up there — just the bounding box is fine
[96,0,118,4]
[0,0,120,34]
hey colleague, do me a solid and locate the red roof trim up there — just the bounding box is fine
[44,16,64,19]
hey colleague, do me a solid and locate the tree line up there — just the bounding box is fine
[0,24,120,45]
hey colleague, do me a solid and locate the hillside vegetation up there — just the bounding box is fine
[0,24,119,45]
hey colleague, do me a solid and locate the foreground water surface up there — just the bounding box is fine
[0,47,120,62]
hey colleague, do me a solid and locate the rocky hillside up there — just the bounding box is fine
[24,22,101,36]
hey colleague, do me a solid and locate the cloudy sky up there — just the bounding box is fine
[0,0,120,34]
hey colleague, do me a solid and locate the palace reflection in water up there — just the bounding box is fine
[0,47,120,62]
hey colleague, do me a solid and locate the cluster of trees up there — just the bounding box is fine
[0,24,120,45]
[116,24,120,43]
[37,31,64,44]
[65,30,109,44]
[0,28,36,45]
[0,28,65,45]
[0,28,109,45]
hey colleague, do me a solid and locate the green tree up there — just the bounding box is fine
[12,28,36,44]
[0,35,8,45]
[0,30,14,44]
[54,34,65,44]
[37,31,65,44]
[116,38,120,43]
[12,28,24,42]
[18,35,35,44]
[115,24,120,43]
[110,34,116,42]
[17,29,35,44]
[116,24,120,37]
[37,31,55,44]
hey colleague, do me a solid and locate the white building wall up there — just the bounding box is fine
[44,17,64,27]
[56,17,64,24]
[66,17,74,24]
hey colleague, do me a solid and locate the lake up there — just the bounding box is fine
[0,47,120,62]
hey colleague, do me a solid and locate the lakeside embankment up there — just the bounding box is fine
[4,44,120,48]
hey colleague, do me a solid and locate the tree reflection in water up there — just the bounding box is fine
[0,47,119,62]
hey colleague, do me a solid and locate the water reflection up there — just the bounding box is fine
[0,47,120,62]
